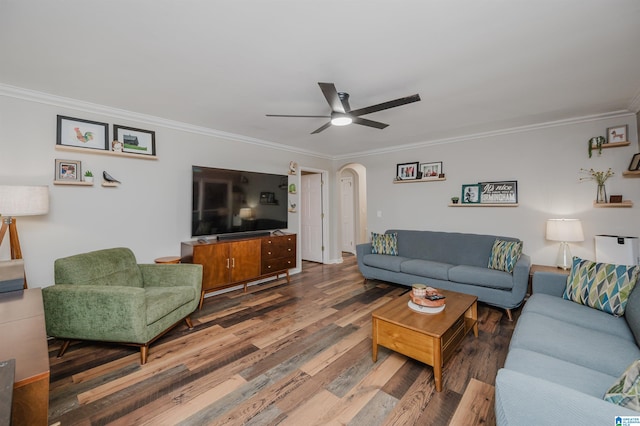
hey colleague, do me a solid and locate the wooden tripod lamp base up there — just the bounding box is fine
[0,217,27,289]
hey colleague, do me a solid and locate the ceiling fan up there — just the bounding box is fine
[266,82,421,134]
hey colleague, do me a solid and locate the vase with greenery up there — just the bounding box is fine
[84,170,94,183]
[451,196,459,204]
[580,168,614,203]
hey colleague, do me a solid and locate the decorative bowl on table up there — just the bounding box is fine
[408,286,446,313]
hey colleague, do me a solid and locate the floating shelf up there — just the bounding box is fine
[56,145,158,160]
[593,200,633,208]
[102,182,119,187]
[449,203,519,207]
[53,180,93,186]
[599,141,630,149]
[393,177,446,184]
[623,170,640,178]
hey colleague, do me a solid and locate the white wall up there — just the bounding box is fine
[339,113,640,266]
[0,92,332,287]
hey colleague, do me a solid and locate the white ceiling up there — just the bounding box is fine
[2,1,640,158]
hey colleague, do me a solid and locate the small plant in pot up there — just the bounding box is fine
[451,196,459,204]
[84,170,94,183]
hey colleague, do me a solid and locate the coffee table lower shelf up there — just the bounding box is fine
[372,291,478,392]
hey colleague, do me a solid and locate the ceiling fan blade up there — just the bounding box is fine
[352,116,389,130]
[311,122,332,134]
[266,114,330,118]
[349,94,421,117]
[318,82,346,113]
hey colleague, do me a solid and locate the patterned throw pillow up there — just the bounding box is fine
[487,239,522,273]
[563,256,639,316]
[371,232,398,256]
[604,359,640,410]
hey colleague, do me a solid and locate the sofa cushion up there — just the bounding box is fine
[505,348,618,398]
[362,254,409,272]
[563,256,639,316]
[604,359,640,411]
[448,265,514,290]
[399,259,452,281]
[523,293,634,341]
[626,285,640,347]
[145,286,196,325]
[371,232,398,256]
[487,239,522,273]
[509,312,640,377]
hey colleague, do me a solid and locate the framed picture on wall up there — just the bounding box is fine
[461,184,481,204]
[629,153,640,171]
[56,115,109,151]
[396,162,419,180]
[479,181,518,204]
[607,125,628,144]
[419,161,443,178]
[54,159,82,182]
[113,125,156,156]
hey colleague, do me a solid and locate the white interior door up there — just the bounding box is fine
[340,176,355,254]
[301,173,323,263]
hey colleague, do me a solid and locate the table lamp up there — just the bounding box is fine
[0,185,49,287]
[546,218,584,270]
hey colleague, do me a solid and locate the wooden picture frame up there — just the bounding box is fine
[479,181,518,204]
[54,159,82,182]
[461,184,481,204]
[419,161,442,178]
[607,125,628,144]
[396,162,419,180]
[57,115,109,151]
[629,153,640,171]
[113,125,156,156]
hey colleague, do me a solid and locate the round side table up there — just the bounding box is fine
[154,256,181,264]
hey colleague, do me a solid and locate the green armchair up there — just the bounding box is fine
[42,247,202,364]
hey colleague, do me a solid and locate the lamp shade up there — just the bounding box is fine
[0,185,49,216]
[239,207,253,219]
[546,218,584,242]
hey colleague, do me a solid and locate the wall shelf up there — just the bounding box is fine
[623,170,640,178]
[393,177,446,184]
[102,182,119,187]
[56,145,158,160]
[53,180,93,186]
[448,203,519,207]
[593,201,633,208]
[599,141,630,149]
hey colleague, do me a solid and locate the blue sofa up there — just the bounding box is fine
[495,271,640,425]
[356,230,531,319]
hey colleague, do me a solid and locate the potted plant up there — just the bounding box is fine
[588,136,606,158]
[451,196,459,204]
[84,170,94,183]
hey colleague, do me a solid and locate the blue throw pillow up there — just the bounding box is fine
[371,232,398,256]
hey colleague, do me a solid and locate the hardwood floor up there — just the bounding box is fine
[47,254,518,425]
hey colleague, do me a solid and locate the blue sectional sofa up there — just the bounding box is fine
[496,270,640,425]
[356,229,531,319]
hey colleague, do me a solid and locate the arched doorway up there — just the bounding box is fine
[337,163,367,256]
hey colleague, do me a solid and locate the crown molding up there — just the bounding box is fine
[334,110,636,160]
[1,83,635,163]
[0,83,332,160]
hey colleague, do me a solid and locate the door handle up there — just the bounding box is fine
[226,258,230,269]
[232,258,235,268]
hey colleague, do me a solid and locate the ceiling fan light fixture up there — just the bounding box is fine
[331,113,352,126]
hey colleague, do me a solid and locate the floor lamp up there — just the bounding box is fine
[0,185,49,288]
[546,218,584,270]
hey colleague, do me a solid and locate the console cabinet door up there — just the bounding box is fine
[193,243,230,291]
[229,239,261,283]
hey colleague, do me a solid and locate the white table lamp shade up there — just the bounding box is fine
[546,219,584,242]
[0,186,49,217]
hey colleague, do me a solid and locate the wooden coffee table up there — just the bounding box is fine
[372,289,478,392]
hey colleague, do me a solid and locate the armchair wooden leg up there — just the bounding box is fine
[140,345,149,365]
[185,316,193,329]
[505,309,513,322]
[57,340,71,358]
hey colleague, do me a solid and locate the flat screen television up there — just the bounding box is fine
[192,165,289,238]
